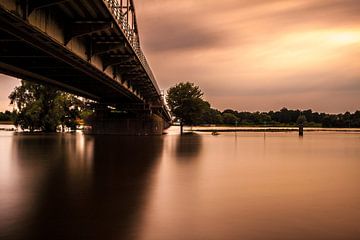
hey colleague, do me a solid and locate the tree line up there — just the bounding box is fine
[166,82,360,131]
[0,110,14,122]
[1,80,92,132]
[197,107,360,128]
[1,81,359,132]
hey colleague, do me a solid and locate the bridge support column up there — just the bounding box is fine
[89,105,166,135]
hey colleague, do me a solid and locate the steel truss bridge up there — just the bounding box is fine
[0,0,171,133]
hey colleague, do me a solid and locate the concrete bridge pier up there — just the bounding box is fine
[90,105,167,135]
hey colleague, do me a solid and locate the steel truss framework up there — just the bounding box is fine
[0,0,170,120]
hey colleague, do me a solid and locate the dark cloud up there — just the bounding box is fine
[264,0,360,27]
[205,76,360,97]
[139,16,224,52]
[137,0,360,53]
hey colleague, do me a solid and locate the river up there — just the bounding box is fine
[0,127,359,240]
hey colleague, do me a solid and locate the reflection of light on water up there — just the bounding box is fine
[66,134,94,186]
[0,134,46,235]
[0,133,96,237]
[0,135,28,234]
[139,132,360,240]
[0,135,21,231]
[76,133,94,170]
[163,126,181,135]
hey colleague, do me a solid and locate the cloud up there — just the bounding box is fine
[134,0,360,113]
[205,75,360,97]
[139,16,225,52]
[138,0,360,52]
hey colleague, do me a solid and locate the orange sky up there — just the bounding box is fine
[1,0,359,113]
[136,0,360,113]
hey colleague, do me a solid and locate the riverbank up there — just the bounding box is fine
[189,126,360,133]
[2,125,360,134]
[0,123,16,131]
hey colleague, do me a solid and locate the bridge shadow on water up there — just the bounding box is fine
[8,134,164,240]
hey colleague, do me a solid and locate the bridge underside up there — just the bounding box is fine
[90,105,169,135]
[0,29,137,104]
[0,1,144,103]
[0,0,171,134]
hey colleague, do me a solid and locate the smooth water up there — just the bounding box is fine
[0,128,360,240]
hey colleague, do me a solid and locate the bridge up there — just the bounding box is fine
[0,0,171,135]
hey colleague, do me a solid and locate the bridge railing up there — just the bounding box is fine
[104,0,160,96]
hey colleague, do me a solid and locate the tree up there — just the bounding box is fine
[0,110,14,122]
[9,81,87,132]
[279,107,291,123]
[201,107,223,125]
[296,115,307,126]
[57,93,90,131]
[352,111,360,127]
[222,112,239,125]
[166,82,207,134]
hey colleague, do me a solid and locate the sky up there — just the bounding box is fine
[1,0,359,113]
[136,0,360,113]
[0,75,19,112]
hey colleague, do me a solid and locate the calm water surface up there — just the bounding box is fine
[0,128,360,240]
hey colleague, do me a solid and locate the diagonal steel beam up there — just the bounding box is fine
[92,42,126,56]
[65,22,113,45]
[102,56,135,71]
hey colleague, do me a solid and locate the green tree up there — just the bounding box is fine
[0,110,14,122]
[201,107,223,125]
[296,115,307,126]
[166,82,207,134]
[9,81,86,132]
[352,111,360,127]
[222,112,239,125]
[58,94,89,131]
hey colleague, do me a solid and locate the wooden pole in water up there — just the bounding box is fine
[299,124,304,136]
[235,120,238,137]
[297,114,306,137]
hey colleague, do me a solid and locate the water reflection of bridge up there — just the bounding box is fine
[9,134,164,239]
